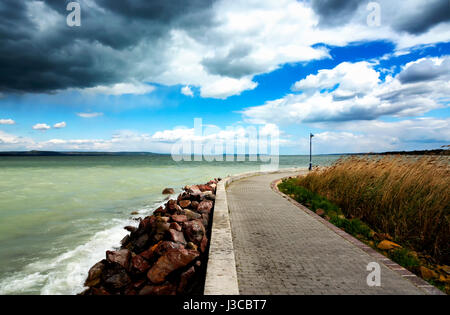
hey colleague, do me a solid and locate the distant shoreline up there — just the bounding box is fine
[0,149,447,157]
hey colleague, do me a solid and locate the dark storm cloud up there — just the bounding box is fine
[393,0,450,35]
[310,0,450,34]
[310,0,362,27]
[0,0,216,94]
[201,45,266,78]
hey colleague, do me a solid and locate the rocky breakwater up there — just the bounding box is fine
[80,179,219,295]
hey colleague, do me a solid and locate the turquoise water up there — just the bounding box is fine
[0,155,340,295]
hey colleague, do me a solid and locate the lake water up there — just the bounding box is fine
[0,155,340,295]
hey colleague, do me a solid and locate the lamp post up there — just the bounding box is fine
[309,133,314,171]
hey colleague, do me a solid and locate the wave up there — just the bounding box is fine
[0,195,177,295]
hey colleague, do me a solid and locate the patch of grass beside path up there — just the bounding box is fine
[278,157,450,294]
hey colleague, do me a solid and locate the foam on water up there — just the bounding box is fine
[0,196,174,295]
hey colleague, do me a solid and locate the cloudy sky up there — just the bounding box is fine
[0,0,449,154]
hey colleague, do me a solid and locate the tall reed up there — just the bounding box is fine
[297,155,450,263]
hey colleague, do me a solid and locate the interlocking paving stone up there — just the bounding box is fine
[227,172,427,295]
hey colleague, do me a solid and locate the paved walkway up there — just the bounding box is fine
[227,171,427,295]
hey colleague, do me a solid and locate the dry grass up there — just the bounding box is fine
[297,155,450,264]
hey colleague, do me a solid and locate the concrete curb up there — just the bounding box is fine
[271,176,445,296]
[204,168,305,295]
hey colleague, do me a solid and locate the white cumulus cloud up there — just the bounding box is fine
[32,123,51,131]
[0,119,15,125]
[53,122,66,129]
[243,56,450,125]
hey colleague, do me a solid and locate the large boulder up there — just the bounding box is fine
[168,229,187,245]
[171,214,188,223]
[140,242,162,260]
[191,201,199,211]
[183,220,205,245]
[104,269,131,290]
[133,234,150,252]
[131,255,151,274]
[166,200,177,213]
[177,266,195,293]
[155,241,185,256]
[187,185,202,197]
[197,200,213,214]
[162,188,175,194]
[170,222,182,231]
[146,248,199,284]
[106,249,131,270]
[124,226,137,233]
[84,261,105,287]
[184,209,201,221]
[179,200,191,208]
[197,184,214,192]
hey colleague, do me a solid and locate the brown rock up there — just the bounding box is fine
[315,208,325,217]
[188,185,202,195]
[139,282,176,295]
[197,200,213,214]
[420,266,438,280]
[153,206,166,216]
[377,240,401,250]
[103,269,131,290]
[200,236,208,253]
[171,214,188,223]
[155,241,185,256]
[162,188,175,194]
[134,234,150,252]
[84,261,105,287]
[170,222,182,231]
[197,184,214,192]
[159,216,170,223]
[90,287,110,295]
[184,209,202,220]
[124,226,137,233]
[130,211,139,215]
[106,249,131,270]
[167,199,177,211]
[138,216,156,232]
[146,248,199,284]
[140,242,161,260]
[131,255,151,274]
[183,220,205,245]
[191,201,199,210]
[179,200,191,208]
[120,235,130,247]
[168,228,187,245]
[178,266,195,293]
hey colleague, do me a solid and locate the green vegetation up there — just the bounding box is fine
[388,248,420,269]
